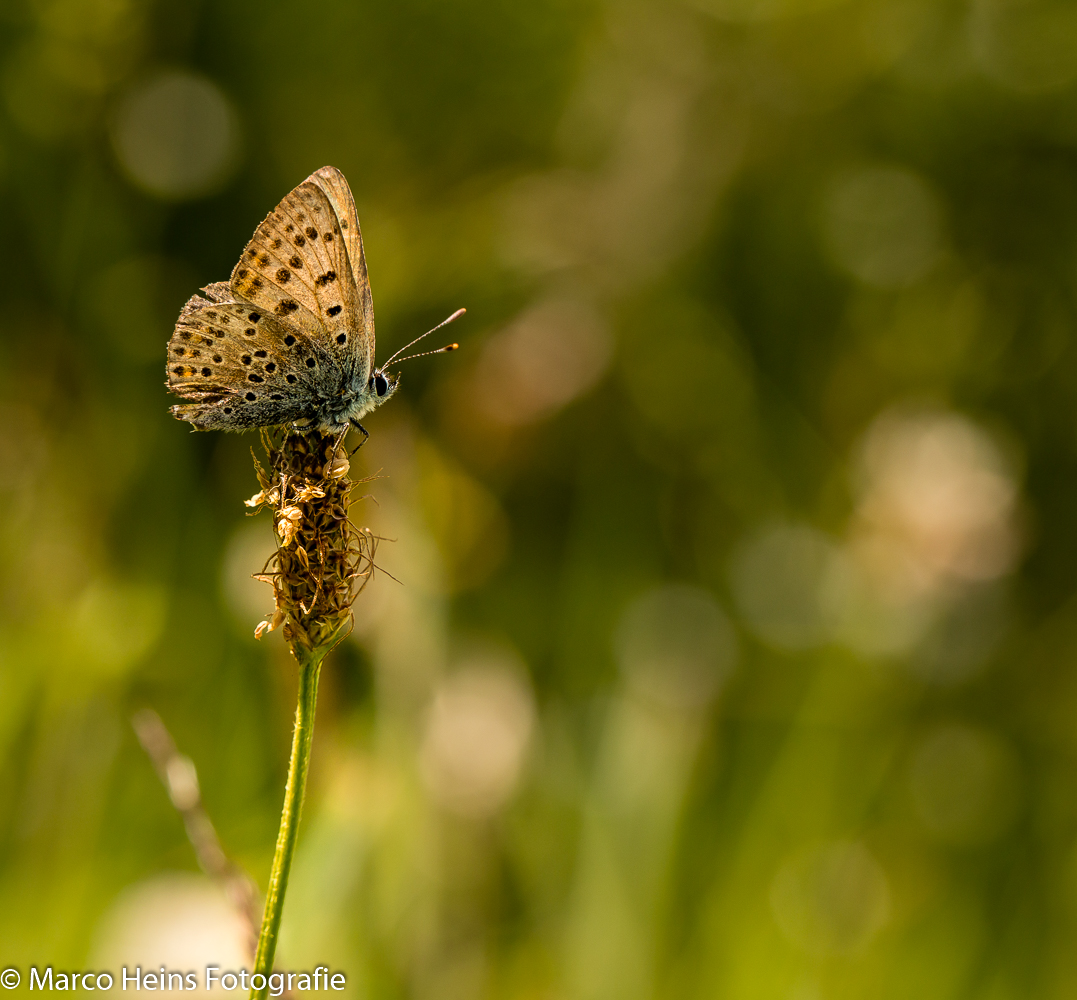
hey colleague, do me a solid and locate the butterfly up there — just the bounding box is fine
[166,165,461,438]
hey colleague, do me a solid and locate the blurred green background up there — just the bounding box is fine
[4,0,1077,996]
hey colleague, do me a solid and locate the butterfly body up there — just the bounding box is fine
[166,166,397,434]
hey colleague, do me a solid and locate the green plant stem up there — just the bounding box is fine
[250,647,324,1000]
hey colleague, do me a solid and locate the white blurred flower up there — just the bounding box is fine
[419,655,535,818]
[727,408,1020,669]
[824,406,1020,664]
[851,407,1019,599]
[90,874,249,995]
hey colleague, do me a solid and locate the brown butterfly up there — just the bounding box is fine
[166,166,461,437]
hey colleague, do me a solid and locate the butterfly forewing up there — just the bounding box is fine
[229,170,371,377]
[309,166,375,349]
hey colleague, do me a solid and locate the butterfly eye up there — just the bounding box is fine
[374,373,389,397]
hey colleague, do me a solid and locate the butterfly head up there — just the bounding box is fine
[369,368,398,404]
[348,309,463,429]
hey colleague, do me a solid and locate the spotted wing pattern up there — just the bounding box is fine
[308,166,375,351]
[166,282,334,430]
[166,167,378,432]
[228,166,373,377]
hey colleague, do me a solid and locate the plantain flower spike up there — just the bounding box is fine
[248,429,377,652]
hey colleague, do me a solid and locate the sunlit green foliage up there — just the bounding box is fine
[3,0,1077,997]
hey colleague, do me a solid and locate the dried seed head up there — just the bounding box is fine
[255,608,286,639]
[250,429,378,653]
[277,518,298,547]
[323,457,350,479]
[294,484,327,503]
[245,487,280,508]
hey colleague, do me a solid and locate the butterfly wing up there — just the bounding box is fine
[166,283,335,430]
[166,167,379,432]
[308,166,375,352]
[229,166,375,384]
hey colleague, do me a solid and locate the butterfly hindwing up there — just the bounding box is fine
[166,288,335,430]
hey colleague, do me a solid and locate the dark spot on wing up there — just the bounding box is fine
[248,374,264,383]
[286,224,294,232]
[286,374,298,384]
[284,335,296,346]
[327,305,342,317]
[246,392,257,401]
[275,300,299,315]
[306,357,316,368]
[294,235,306,247]
[254,350,267,358]
[289,256,302,269]
[245,328,256,337]
[172,366,185,375]
[305,226,318,240]
[323,232,333,242]
[276,268,291,283]
[213,354,222,363]
[252,278,263,289]
[249,312,261,322]
[201,367,211,376]
[315,270,337,287]
[336,333,347,345]
[270,394,283,400]
[272,238,282,250]
[241,355,252,365]
[237,270,248,279]
[265,362,277,373]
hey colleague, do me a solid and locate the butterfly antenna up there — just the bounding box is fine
[390,343,459,365]
[383,308,466,367]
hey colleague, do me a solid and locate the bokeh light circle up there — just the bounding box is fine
[616,584,738,709]
[110,70,241,200]
[823,166,944,288]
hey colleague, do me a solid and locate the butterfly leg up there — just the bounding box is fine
[349,420,370,455]
[331,426,349,458]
